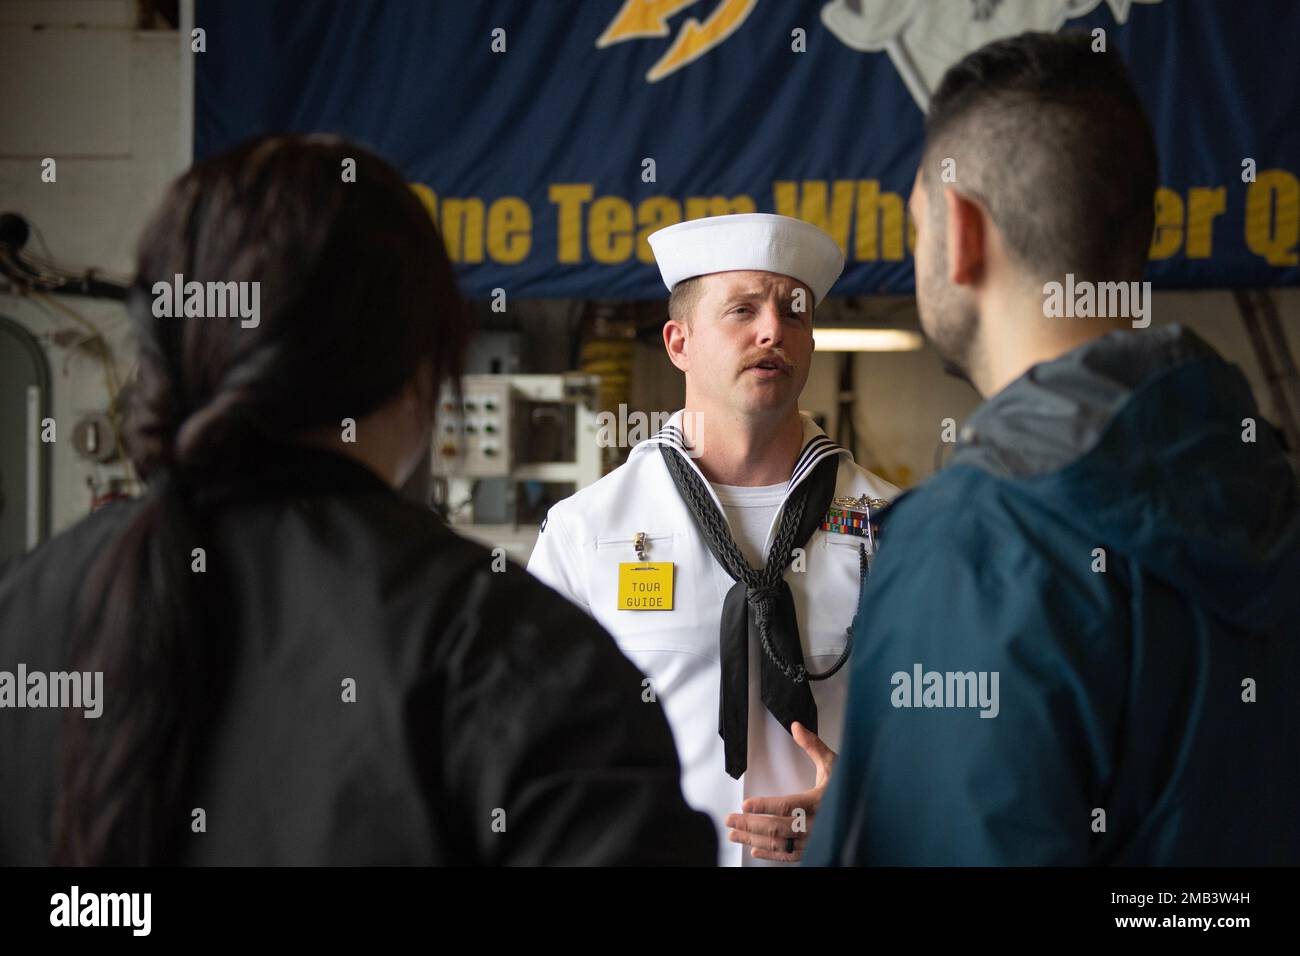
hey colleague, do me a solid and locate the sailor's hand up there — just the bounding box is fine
[724,721,837,862]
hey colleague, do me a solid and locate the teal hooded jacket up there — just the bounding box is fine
[805,324,1300,865]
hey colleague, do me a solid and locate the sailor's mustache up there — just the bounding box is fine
[741,347,796,374]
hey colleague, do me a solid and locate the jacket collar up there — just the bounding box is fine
[185,442,396,508]
[952,323,1217,478]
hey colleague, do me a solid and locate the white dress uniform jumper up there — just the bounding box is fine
[527,412,897,865]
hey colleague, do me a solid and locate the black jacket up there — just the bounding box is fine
[0,446,716,864]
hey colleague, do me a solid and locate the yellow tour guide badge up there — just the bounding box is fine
[618,532,674,610]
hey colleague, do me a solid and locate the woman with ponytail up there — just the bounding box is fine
[0,136,714,865]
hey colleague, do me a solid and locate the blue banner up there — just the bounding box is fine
[195,0,1300,297]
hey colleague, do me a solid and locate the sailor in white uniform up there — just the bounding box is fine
[527,213,898,866]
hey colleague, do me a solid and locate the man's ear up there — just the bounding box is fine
[944,186,988,288]
[664,317,690,372]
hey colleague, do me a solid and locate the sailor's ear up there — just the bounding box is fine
[664,317,690,372]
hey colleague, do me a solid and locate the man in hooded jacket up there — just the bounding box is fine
[806,32,1300,866]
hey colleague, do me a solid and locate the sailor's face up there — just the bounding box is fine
[687,270,813,414]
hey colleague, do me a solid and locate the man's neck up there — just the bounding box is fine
[683,405,805,486]
[974,291,1129,397]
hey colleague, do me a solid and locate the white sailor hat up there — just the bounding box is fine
[647,213,845,306]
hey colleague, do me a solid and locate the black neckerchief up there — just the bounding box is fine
[660,442,842,779]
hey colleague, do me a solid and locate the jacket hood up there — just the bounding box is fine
[950,323,1300,637]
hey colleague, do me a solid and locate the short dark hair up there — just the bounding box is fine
[667,275,703,325]
[922,31,1157,282]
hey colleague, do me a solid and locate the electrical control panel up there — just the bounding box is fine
[432,377,513,477]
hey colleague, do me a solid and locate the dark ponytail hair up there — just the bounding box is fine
[52,135,469,863]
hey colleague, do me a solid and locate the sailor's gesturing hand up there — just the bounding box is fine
[724,721,837,862]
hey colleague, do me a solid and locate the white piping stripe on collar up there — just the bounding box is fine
[642,424,847,493]
[640,423,723,515]
[648,425,690,452]
[788,436,843,489]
